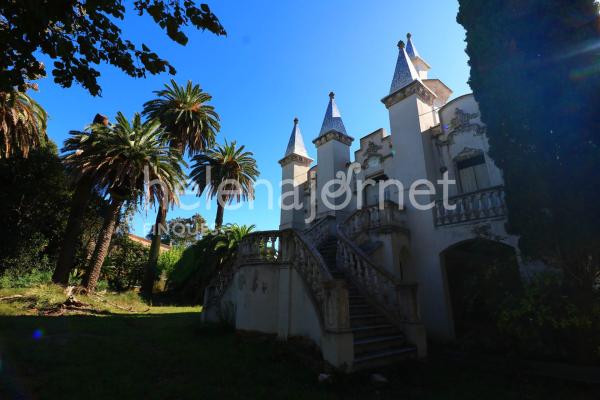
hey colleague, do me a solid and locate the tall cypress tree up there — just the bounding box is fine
[457,1,600,294]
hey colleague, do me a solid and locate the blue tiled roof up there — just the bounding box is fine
[284,118,309,158]
[319,92,348,136]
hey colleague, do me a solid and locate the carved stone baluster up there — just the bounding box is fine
[474,192,483,219]
[490,189,499,216]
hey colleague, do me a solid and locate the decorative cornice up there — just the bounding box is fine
[365,141,382,156]
[435,108,486,147]
[279,153,313,167]
[312,130,354,147]
[381,80,436,109]
[454,147,483,162]
[446,108,486,136]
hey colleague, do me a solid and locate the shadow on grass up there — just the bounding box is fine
[0,312,597,400]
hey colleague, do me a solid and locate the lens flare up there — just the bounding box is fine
[32,329,44,340]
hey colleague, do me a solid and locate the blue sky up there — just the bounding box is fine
[31,0,471,236]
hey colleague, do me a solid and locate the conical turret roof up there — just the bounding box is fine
[284,117,309,158]
[389,40,420,94]
[319,92,347,136]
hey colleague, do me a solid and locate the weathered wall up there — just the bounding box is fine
[220,264,280,334]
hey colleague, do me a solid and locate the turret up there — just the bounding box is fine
[313,92,354,220]
[279,118,313,230]
[405,33,430,80]
[382,39,437,185]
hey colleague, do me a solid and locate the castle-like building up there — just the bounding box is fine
[204,34,518,371]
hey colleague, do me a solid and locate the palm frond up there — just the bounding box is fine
[0,91,48,158]
[142,80,221,157]
[189,140,259,204]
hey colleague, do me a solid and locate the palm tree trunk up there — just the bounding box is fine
[53,176,93,285]
[215,198,225,230]
[82,198,123,292]
[141,204,167,297]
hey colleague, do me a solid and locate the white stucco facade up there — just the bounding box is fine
[279,35,518,341]
[205,34,519,370]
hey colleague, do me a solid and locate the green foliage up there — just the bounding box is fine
[0,90,48,158]
[0,228,53,289]
[151,214,208,247]
[63,112,186,204]
[0,145,70,274]
[101,234,150,291]
[157,245,186,277]
[190,141,259,228]
[191,141,259,204]
[167,224,254,303]
[0,1,225,95]
[498,273,600,364]
[457,1,600,292]
[143,80,221,157]
[0,268,53,289]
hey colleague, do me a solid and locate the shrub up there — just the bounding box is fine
[498,273,600,365]
[101,234,149,291]
[157,246,185,277]
[0,232,53,288]
[0,268,53,289]
[167,224,254,304]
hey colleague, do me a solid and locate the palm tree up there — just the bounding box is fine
[0,90,48,158]
[140,80,220,296]
[67,112,185,292]
[190,141,259,230]
[214,223,256,259]
[53,114,109,285]
[142,79,220,156]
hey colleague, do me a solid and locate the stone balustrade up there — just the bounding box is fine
[342,201,406,239]
[336,226,420,324]
[205,229,350,333]
[237,230,282,264]
[303,216,334,248]
[434,185,506,227]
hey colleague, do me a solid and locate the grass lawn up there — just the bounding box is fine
[0,286,597,399]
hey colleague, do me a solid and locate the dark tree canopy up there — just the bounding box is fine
[0,1,226,95]
[148,213,207,246]
[457,1,600,290]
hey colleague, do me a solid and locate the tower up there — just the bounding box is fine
[279,118,313,230]
[313,92,354,220]
[383,37,438,185]
[405,33,430,80]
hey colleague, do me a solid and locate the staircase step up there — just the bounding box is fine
[352,324,401,339]
[349,314,388,327]
[353,347,417,371]
[349,304,373,313]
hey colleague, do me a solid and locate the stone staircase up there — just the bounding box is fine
[317,237,417,370]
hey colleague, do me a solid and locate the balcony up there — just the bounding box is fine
[434,186,506,227]
[342,200,407,238]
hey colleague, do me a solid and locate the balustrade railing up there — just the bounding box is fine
[206,231,282,306]
[434,185,506,227]
[237,230,282,264]
[205,229,350,333]
[303,216,334,248]
[336,224,420,324]
[341,201,405,239]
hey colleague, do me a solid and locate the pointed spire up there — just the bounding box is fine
[405,33,419,59]
[319,92,347,136]
[389,40,421,94]
[284,117,309,158]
